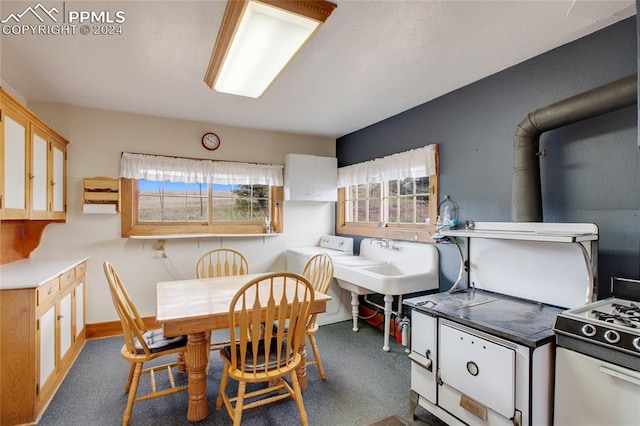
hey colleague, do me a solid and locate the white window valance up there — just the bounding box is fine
[337,145,437,187]
[120,152,283,185]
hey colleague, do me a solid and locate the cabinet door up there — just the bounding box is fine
[59,292,72,360]
[410,311,437,403]
[51,138,66,218]
[1,104,29,218]
[30,125,49,218]
[313,156,337,201]
[39,305,56,391]
[75,281,84,338]
[284,154,315,200]
[284,154,337,201]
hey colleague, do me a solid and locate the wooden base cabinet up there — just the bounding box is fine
[0,259,87,425]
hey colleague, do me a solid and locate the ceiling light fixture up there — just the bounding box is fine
[204,0,337,98]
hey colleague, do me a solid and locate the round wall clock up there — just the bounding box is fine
[201,132,221,151]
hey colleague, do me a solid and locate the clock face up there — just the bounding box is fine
[201,132,220,150]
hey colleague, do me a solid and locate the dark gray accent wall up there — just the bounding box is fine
[337,17,639,299]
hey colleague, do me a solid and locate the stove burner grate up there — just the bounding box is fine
[612,302,640,316]
[591,309,639,328]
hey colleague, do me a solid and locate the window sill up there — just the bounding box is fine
[337,223,435,243]
[128,233,281,240]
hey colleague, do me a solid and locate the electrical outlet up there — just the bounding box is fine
[154,239,166,251]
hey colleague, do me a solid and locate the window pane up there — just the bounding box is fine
[345,177,431,226]
[399,178,414,196]
[416,195,430,223]
[388,198,398,223]
[349,185,357,199]
[138,195,162,221]
[357,199,368,222]
[232,198,251,220]
[389,180,399,196]
[213,198,232,220]
[252,185,269,220]
[186,198,207,221]
[164,193,187,221]
[399,197,413,223]
[368,199,380,222]
[357,184,367,198]
[369,183,380,198]
[137,180,209,222]
[416,177,430,194]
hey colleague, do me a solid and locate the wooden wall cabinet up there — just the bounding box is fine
[0,259,87,425]
[284,153,337,201]
[0,99,29,219]
[0,88,68,221]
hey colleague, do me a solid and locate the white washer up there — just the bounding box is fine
[286,235,354,325]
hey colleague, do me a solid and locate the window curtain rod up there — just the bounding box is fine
[120,151,276,167]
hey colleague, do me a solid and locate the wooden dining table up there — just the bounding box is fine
[156,272,331,422]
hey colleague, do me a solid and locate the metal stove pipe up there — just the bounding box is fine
[512,73,637,222]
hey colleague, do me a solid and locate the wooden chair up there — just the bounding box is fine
[215,272,315,426]
[196,248,250,352]
[301,253,334,379]
[103,262,188,426]
[196,248,249,279]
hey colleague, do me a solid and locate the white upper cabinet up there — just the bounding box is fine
[284,154,337,202]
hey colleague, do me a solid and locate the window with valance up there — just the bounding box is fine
[120,152,284,237]
[337,145,438,242]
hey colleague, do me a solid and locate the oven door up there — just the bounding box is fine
[439,321,516,420]
[555,347,640,426]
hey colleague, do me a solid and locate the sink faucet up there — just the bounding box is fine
[376,239,399,250]
[377,238,390,248]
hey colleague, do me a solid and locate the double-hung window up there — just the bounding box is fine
[120,152,283,236]
[337,145,438,242]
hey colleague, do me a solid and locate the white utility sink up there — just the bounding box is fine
[333,238,439,351]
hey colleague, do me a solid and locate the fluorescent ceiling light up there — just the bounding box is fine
[204,0,336,98]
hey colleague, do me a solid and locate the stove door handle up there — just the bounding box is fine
[599,366,640,387]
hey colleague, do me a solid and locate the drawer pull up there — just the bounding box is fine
[460,394,488,421]
[57,315,64,320]
[48,287,53,295]
[408,352,433,372]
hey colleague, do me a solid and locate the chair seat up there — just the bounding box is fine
[221,337,294,371]
[134,329,187,354]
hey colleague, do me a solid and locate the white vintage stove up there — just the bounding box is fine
[405,222,598,426]
[553,277,640,425]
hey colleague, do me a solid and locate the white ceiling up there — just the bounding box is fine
[0,1,636,138]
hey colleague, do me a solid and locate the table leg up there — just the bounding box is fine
[296,345,309,390]
[185,332,209,422]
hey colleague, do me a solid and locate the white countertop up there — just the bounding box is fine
[0,257,89,290]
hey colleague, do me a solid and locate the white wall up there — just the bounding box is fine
[27,102,336,324]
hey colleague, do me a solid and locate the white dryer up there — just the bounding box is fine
[286,235,354,325]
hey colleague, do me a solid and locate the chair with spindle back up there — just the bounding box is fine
[215,272,315,425]
[196,248,249,279]
[196,248,250,351]
[301,253,334,379]
[103,262,188,426]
